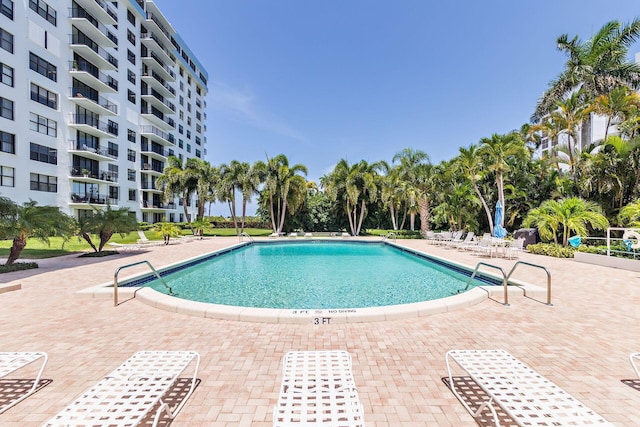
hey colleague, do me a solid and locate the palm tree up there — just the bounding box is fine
[378,162,404,230]
[239,161,266,233]
[618,200,640,227]
[456,144,494,235]
[392,148,430,231]
[153,222,182,245]
[534,18,640,120]
[479,132,527,227]
[194,161,219,221]
[155,156,199,228]
[217,160,248,234]
[263,154,308,233]
[413,162,436,236]
[589,86,640,141]
[0,197,76,265]
[523,197,609,246]
[322,159,380,236]
[78,205,139,252]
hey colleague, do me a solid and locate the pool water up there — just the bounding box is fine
[145,241,483,309]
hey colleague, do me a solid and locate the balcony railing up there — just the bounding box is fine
[146,12,172,42]
[141,163,164,173]
[141,87,176,112]
[69,114,118,136]
[93,0,117,22]
[140,31,173,60]
[141,200,174,209]
[70,33,118,68]
[141,143,167,157]
[70,88,117,114]
[142,50,175,79]
[69,142,118,160]
[69,60,118,91]
[69,7,117,44]
[140,125,171,142]
[70,192,117,205]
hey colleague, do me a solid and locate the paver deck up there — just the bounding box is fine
[0,237,639,426]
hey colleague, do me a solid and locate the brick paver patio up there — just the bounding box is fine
[0,237,639,426]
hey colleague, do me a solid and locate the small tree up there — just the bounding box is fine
[154,222,182,245]
[78,205,139,252]
[523,197,609,246]
[618,200,640,227]
[0,197,77,265]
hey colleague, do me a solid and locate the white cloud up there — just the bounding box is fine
[208,81,308,143]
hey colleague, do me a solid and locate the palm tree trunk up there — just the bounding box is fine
[269,193,277,232]
[418,196,430,235]
[6,236,27,266]
[278,198,287,233]
[241,199,247,233]
[409,213,416,231]
[182,191,193,232]
[473,183,493,236]
[98,231,114,252]
[389,205,397,230]
[355,199,366,236]
[82,232,98,252]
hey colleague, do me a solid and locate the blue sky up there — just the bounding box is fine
[153,0,640,215]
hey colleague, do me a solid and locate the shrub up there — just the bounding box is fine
[526,243,574,258]
[0,262,38,273]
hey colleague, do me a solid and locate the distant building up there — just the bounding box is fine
[0,0,208,223]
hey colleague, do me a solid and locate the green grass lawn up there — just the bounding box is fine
[0,228,274,259]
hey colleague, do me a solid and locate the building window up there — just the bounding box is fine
[107,141,118,158]
[127,49,135,65]
[127,149,135,162]
[0,165,14,187]
[1,0,12,20]
[30,172,57,192]
[0,27,13,53]
[196,124,202,133]
[195,149,201,158]
[128,188,136,201]
[107,119,118,135]
[127,9,135,25]
[127,129,136,143]
[186,143,191,153]
[29,112,56,136]
[179,95,184,105]
[0,97,13,120]
[0,130,14,153]
[178,139,183,149]
[187,103,191,112]
[195,136,201,146]
[0,62,12,87]
[178,124,183,134]
[109,186,119,201]
[127,29,135,45]
[127,69,135,84]
[30,83,57,109]
[30,142,57,164]
[186,130,191,139]
[127,89,135,104]
[29,52,57,81]
[187,117,191,126]
[29,0,56,26]
[179,111,184,120]
[127,169,135,181]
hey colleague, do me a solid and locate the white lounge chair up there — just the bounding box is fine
[44,351,199,427]
[503,238,525,259]
[631,353,640,378]
[342,232,351,238]
[0,352,48,414]
[273,350,365,427]
[453,231,475,249]
[445,349,614,427]
[107,242,142,251]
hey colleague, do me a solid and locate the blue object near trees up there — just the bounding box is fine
[568,236,582,248]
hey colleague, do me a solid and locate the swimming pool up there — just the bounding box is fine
[134,241,497,309]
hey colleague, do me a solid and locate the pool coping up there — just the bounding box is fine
[79,240,547,324]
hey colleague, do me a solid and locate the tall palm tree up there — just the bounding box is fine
[523,197,609,246]
[534,18,640,120]
[322,159,380,236]
[456,144,494,235]
[589,86,640,141]
[263,154,308,233]
[155,156,199,228]
[392,148,430,231]
[194,161,219,221]
[0,197,76,265]
[413,162,436,236]
[378,162,404,230]
[239,161,266,232]
[479,132,527,227]
[217,160,248,234]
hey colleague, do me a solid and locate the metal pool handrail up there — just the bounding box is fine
[239,232,254,242]
[382,232,397,242]
[459,262,509,306]
[506,261,552,306]
[113,260,172,306]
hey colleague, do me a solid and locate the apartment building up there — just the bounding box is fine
[0,0,208,223]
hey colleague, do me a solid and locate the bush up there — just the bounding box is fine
[526,243,574,258]
[0,262,38,273]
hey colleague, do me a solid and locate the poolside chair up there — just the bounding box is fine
[424,230,437,244]
[136,230,165,246]
[273,350,365,427]
[445,231,465,248]
[304,232,313,238]
[453,231,474,250]
[44,351,199,427]
[631,353,640,379]
[471,235,494,257]
[107,242,142,251]
[342,232,351,238]
[445,349,614,427]
[0,352,48,414]
[503,238,525,259]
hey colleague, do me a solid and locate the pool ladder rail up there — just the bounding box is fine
[113,260,173,306]
[382,232,397,242]
[457,261,552,306]
[239,232,254,242]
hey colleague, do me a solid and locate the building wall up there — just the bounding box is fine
[0,0,208,223]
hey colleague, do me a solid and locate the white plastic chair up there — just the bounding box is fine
[0,352,48,414]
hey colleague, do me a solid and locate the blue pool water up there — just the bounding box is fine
[142,241,489,309]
